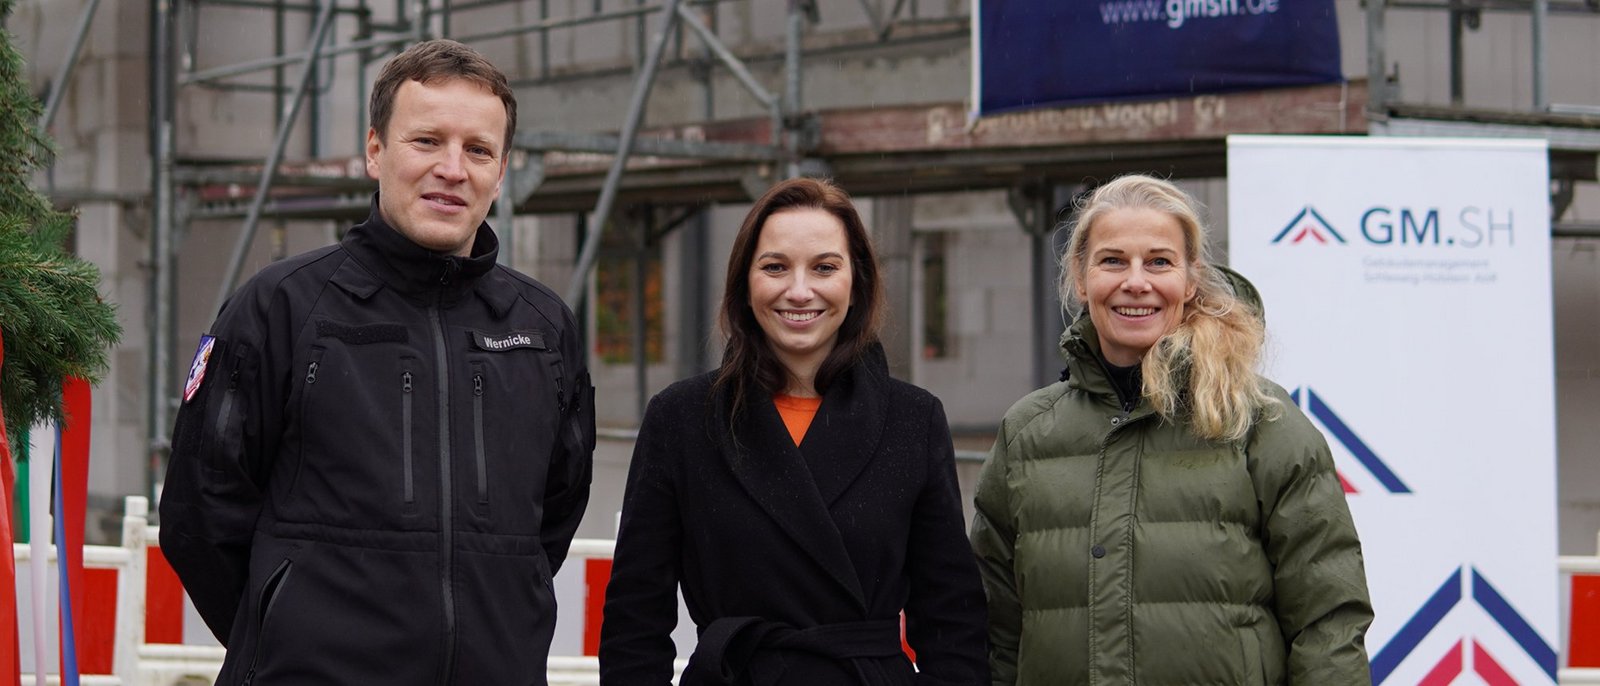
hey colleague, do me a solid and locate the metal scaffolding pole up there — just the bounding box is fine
[416,0,432,41]
[675,5,776,112]
[677,1,716,381]
[452,6,657,52]
[211,0,340,318]
[1030,187,1070,389]
[784,0,805,177]
[516,130,780,160]
[1367,0,1387,116]
[854,0,884,38]
[675,3,781,146]
[633,210,650,421]
[563,0,685,308]
[148,0,178,502]
[38,0,104,131]
[183,31,413,85]
[1532,0,1548,110]
[1448,7,1465,106]
[498,157,515,265]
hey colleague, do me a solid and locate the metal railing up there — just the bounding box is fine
[1367,0,1600,114]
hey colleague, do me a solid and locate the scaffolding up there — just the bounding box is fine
[22,0,1600,501]
[135,0,981,498]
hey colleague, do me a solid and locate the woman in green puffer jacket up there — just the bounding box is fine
[970,174,1373,686]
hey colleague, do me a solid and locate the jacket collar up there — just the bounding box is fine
[339,194,500,302]
[1061,317,1117,397]
[1060,316,1151,415]
[712,344,892,612]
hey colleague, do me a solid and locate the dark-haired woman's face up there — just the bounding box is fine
[747,209,853,386]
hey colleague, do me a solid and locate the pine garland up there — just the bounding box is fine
[0,0,122,452]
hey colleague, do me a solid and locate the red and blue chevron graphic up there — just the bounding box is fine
[1371,567,1557,685]
[1417,639,1519,686]
[1291,387,1411,494]
[1271,205,1348,245]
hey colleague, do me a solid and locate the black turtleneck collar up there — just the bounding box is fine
[341,193,500,299]
[1103,359,1142,413]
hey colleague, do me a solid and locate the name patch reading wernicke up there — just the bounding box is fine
[473,329,546,352]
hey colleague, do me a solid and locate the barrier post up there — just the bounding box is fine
[114,497,147,683]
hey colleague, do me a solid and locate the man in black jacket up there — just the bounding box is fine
[159,39,594,685]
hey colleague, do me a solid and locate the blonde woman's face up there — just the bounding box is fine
[1076,208,1197,367]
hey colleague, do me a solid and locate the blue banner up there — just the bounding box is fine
[976,0,1342,115]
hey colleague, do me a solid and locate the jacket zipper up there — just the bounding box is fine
[1088,361,1152,685]
[216,368,240,448]
[428,302,457,684]
[473,373,487,504]
[552,358,567,413]
[240,558,293,686]
[1092,356,1138,417]
[402,369,415,504]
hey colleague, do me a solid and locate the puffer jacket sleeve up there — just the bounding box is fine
[1247,388,1375,686]
[970,416,1022,686]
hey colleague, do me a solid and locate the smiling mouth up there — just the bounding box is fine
[1113,306,1157,316]
[423,193,466,207]
[779,311,821,322]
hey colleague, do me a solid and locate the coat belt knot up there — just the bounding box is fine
[682,617,903,685]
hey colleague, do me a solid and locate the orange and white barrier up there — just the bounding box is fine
[15,498,679,685]
[28,496,1600,684]
[1562,535,1600,685]
[13,496,222,686]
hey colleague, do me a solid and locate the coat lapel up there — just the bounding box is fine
[717,385,868,611]
[798,361,887,507]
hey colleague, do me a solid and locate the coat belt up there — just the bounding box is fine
[680,616,903,685]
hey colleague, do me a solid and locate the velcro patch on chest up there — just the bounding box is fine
[316,319,408,345]
[472,329,546,352]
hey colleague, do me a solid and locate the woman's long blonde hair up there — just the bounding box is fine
[1060,175,1279,442]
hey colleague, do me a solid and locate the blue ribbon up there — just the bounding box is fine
[53,424,79,686]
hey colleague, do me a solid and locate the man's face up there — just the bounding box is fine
[366,78,508,257]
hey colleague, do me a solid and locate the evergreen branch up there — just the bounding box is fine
[0,1,123,454]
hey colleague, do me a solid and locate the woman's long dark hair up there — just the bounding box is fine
[713,178,885,430]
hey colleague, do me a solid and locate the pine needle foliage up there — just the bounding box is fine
[0,0,122,451]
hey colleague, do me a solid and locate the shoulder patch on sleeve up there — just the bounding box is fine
[183,336,216,403]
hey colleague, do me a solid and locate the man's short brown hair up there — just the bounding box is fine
[369,39,517,153]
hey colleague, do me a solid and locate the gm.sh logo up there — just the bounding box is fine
[1271,206,1347,245]
[1371,566,1557,685]
[1290,388,1410,495]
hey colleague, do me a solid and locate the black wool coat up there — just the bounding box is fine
[598,350,988,685]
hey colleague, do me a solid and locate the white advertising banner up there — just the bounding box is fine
[1227,136,1558,685]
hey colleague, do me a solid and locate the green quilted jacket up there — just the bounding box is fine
[970,317,1373,686]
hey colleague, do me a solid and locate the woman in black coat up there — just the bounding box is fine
[598,178,989,685]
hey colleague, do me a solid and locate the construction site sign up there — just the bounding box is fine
[1229,135,1558,685]
[973,0,1342,114]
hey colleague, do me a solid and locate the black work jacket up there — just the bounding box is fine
[160,198,595,685]
[598,349,988,685]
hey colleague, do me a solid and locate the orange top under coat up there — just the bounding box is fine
[773,393,823,446]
